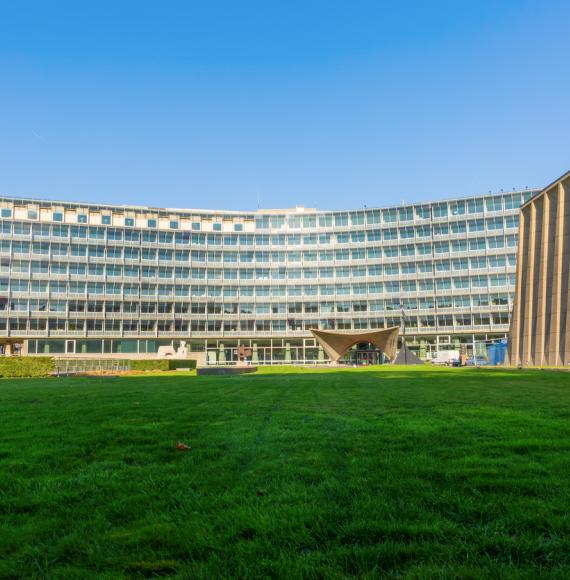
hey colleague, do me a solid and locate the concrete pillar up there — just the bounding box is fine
[508,209,526,366]
[522,203,537,366]
[532,193,550,366]
[551,182,565,365]
[285,342,291,363]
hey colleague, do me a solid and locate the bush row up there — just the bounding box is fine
[130,359,197,371]
[0,357,54,378]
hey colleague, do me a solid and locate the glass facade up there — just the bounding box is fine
[0,190,537,362]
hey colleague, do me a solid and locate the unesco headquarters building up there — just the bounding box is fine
[0,187,537,365]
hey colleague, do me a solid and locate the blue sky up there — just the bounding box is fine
[0,0,568,210]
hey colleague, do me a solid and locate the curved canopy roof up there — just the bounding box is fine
[310,327,399,363]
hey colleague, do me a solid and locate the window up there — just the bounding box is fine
[22,223,39,237]
[170,220,179,230]
[505,195,522,210]
[350,212,365,226]
[486,197,503,212]
[89,226,105,240]
[147,219,157,228]
[486,217,504,231]
[398,207,413,222]
[433,224,449,236]
[450,201,466,215]
[213,222,222,231]
[234,223,243,232]
[124,217,135,227]
[399,227,414,240]
[101,215,111,225]
[415,206,430,220]
[319,215,333,227]
[77,214,88,223]
[191,222,201,230]
[450,221,466,234]
[505,215,519,229]
[27,210,38,220]
[53,212,63,222]
[468,219,484,232]
[433,203,448,218]
[1,209,11,218]
[467,199,484,214]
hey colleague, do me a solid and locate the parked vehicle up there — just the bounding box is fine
[466,355,488,366]
[431,350,460,366]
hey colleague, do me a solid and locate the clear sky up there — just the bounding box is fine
[0,0,568,211]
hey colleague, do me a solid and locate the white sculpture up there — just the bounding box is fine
[177,341,188,357]
[157,346,176,358]
[156,341,189,359]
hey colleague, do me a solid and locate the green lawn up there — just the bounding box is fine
[1,366,570,578]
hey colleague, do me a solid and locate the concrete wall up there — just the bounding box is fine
[507,172,570,366]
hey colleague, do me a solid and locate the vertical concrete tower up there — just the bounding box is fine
[507,171,570,366]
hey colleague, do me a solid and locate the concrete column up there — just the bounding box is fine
[284,342,291,363]
[552,182,565,365]
[522,203,537,366]
[508,209,526,366]
[561,181,570,364]
[535,192,550,366]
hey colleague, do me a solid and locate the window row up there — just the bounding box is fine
[2,313,511,333]
[1,191,531,230]
[0,275,516,297]
[2,216,519,244]
[0,293,512,314]
[0,236,519,261]
[1,257,516,279]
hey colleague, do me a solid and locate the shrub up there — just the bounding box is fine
[130,360,169,371]
[168,359,196,370]
[130,359,196,372]
[0,357,54,378]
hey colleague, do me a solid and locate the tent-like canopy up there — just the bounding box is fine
[310,327,400,363]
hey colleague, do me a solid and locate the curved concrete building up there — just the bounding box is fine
[0,187,536,364]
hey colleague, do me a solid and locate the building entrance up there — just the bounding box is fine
[341,342,383,365]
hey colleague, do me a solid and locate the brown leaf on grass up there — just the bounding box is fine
[175,442,191,451]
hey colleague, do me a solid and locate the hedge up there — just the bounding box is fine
[130,359,196,372]
[168,359,197,370]
[0,357,54,378]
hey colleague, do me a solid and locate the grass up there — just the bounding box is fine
[1,366,570,578]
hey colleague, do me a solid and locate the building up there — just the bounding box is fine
[0,188,537,364]
[507,171,570,367]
